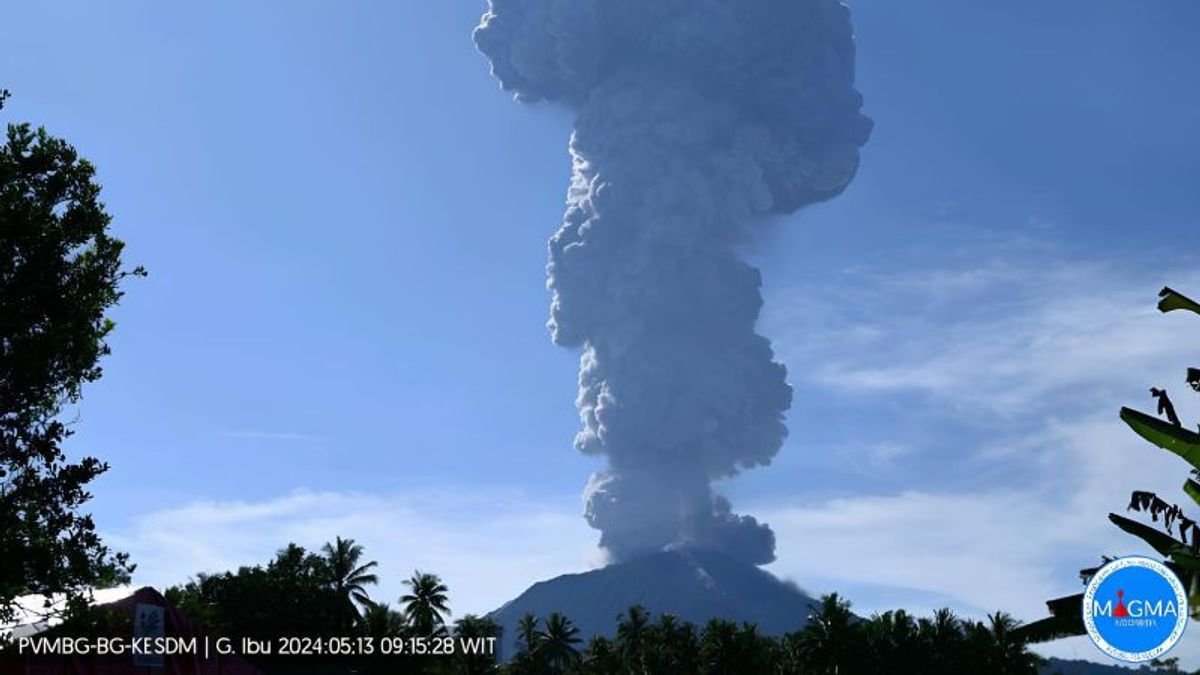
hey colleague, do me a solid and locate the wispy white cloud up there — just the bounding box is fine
[758,411,1187,616]
[108,488,599,620]
[758,244,1200,665]
[770,257,1200,422]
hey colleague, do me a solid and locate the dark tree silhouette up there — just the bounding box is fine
[165,543,342,640]
[614,604,649,667]
[644,613,698,673]
[509,612,544,675]
[453,614,502,675]
[578,635,620,675]
[538,612,581,674]
[0,101,142,624]
[165,548,1052,674]
[321,536,379,630]
[360,601,404,640]
[401,569,451,637]
[797,593,858,674]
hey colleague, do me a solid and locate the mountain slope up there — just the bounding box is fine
[488,548,1148,674]
[487,547,816,658]
[1041,657,1138,674]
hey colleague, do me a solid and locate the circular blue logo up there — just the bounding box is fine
[1083,556,1188,662]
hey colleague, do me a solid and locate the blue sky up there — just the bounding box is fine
[4,0,1200,666]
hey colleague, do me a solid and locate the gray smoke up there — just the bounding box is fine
[475,0,871,565]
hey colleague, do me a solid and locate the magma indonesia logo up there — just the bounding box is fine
[1083,556,1188,662]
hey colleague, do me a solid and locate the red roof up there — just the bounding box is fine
[1,587,262,675]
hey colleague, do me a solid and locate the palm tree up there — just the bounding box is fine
[320,536,379,630]
[454,614,502,675]
[863,609,921,673]
[734,622,777,674]
[799,593,859,674]
[517,613,540,655]
[512,613,543,675]
[538,612,581,673]
[614,604,649,666]
[400,570,450,636]
[918,607,964,674]
[645,613,698,673]
[780,630,807,674]
[698,618,741,675]
[579,636,620,675]
[360,601,404,640]
[985,612,1043,674]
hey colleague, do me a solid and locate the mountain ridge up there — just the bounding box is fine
[487,548,1146,674]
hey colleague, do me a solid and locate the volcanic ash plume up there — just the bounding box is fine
[474,0,871,565]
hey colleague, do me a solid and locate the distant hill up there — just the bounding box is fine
[487,547,816,659]
[1041,657,1140,674]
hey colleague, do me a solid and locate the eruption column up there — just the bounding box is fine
[475,0,871,565]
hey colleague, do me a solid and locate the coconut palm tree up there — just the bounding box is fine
[579,636,620,675]
[454,614,502,675]
[863,609,921,673]
[985,612,1043,674]
[918,607,964,674]
[320,536,379,630]
[645,613,698,673]
[779,630,807,674]
[614,604,649,666]
[698,618,741,675]
[511,613,544,675]
[400,570,450,636]
[360,601,404,640]
[538,612,581,673]
[734,622,778,674]
[516,613,540,655]
[799,593,859,674]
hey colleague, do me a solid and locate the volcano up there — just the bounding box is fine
[486,547,817,658]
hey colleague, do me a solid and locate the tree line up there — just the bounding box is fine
[162,537,1062,675]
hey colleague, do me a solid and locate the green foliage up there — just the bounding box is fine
[165,541,1044,675]
[322,536,380,631]
[550,597,1041,675]
[165,544,344,640]
[1158,287,1200,317]
[401,570,452,637]
[1108,513,1182,558]
[795,593,856,674]
[453,614,502,675]
[1120,407,1200,470]
[361,601,405,640]
[0,103,142,625]
[1184,479,1200,510]
[539,612,581,674]
[1029,286,1200,641]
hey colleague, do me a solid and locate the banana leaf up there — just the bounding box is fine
[1011,615,1085,644]
[1120,407,1200,470]
[1109,513,1181,557]
[1045,593,1083,619]
[1192,574,1200,621]
[1186,479,1200,510]
[1159,287,1200,316]
[1169,546,1200,572]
